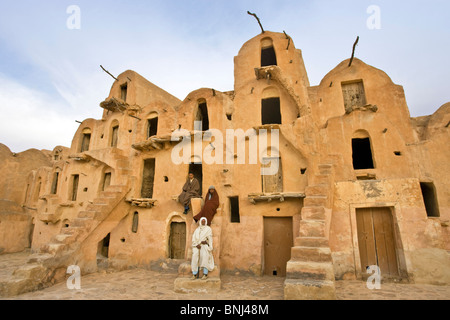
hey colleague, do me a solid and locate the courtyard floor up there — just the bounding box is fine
[1,250,449,300]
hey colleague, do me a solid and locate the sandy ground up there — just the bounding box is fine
[1,250,449,300]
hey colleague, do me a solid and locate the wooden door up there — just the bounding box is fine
[141,159,155,198]
[170,222,186,259]
[342,81,367,110]
[264,217,293,276]
[262,157,282,193]
[356,207,399,277]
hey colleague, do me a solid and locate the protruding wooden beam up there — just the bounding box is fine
[100,65,118,81]
[349,36,360,67]
[247,11,265,33]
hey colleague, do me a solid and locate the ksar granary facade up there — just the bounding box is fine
[1,31,449,299]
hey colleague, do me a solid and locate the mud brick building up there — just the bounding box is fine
[1,31,449,299]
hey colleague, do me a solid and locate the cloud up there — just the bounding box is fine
[0,73,79,152]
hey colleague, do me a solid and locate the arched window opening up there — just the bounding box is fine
[261,38,277,67]
[80,128,91,152]
[352,131,375,170]
[147,113,159,138]
[194,99,209,131]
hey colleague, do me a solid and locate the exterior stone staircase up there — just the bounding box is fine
[284,163,337,300]
[174,198,222,293]
[0,148,133,297]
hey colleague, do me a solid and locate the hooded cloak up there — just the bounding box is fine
[178,177,201,207]
[193,189,219,226]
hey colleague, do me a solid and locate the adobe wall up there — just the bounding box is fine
[0,144,53,253]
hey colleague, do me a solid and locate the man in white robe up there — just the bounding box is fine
[191,217,214,280]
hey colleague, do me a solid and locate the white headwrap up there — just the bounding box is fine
[192,217,213,250]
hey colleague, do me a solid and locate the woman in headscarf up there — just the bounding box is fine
[191,217,215,280]
[193,186,219,226]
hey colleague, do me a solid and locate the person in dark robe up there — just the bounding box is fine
[193,186,220,226]
[178,173,201,214]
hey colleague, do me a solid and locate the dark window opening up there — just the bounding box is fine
[420,182,440,218]
[98,233,110,258]
[120,83,128,102]
[229,196,240,223]
[147,117,158,138]
[189,163,203,196]
[261,46,277,67]
[226,114,232,121]
[80,133,91,152]
[102,172,111,191]
[51,172,59,195]
[132,212,139,233]
[71,174,79,201]
[195,102,209,131]
[111,125,119,148]
[141,158,155,198]
[262,97,281,125]
[352,138,375,170]
[301,168,307,175]
[394,151,402,156]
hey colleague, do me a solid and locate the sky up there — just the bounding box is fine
[0,0,449,153]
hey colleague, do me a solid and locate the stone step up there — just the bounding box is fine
[301,206,326,220]
[318,164,333,175]
[304,196,328,207]
[178,261,220,278]
[284,279,336,300]
[72,217,92,228]
[314,174,330,185]
[41,243,65,255]
[294,237,329,248]
[305,184,329,197]
[286,260,335,281]
[290,246,332,263]
[299,220,326,238]
[53,234,74,244]
[78,210,97,219]
[86,203,109,212]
